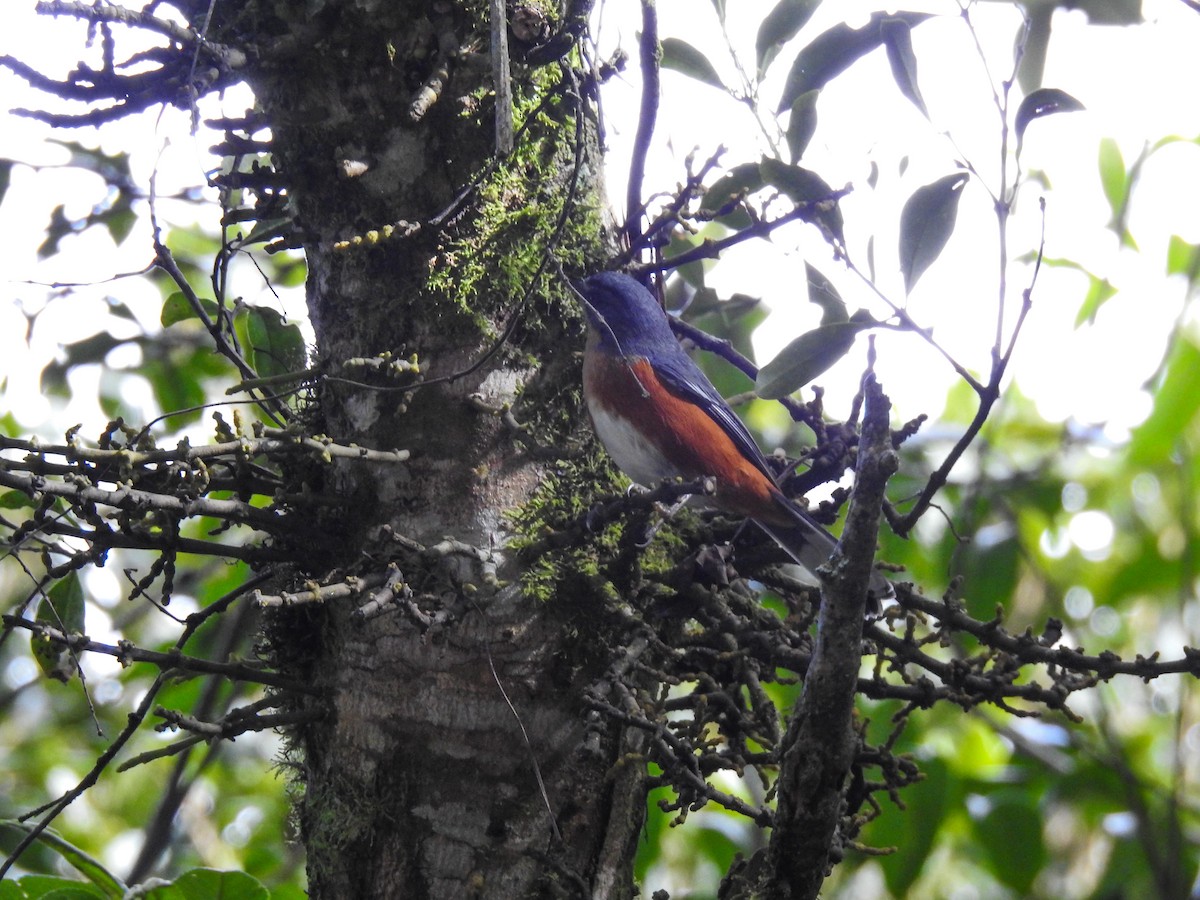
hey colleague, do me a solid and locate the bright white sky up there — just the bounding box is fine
[595,0,1200,437]
[1,0,1198,438]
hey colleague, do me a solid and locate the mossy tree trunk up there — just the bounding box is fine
[211,1,638,895]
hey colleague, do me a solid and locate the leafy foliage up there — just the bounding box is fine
[898,172,969,294]
[1014,87,1086,144]
[624,2,1200,897]
[0,823,281,898]
[2,1,1199,898]
[776,12,931,112]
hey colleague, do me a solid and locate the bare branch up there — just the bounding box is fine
[35,1,245,66]
[765,374,895,899]
[892,590,1200,683]
[255,571,390,608]
[3,615,320,694]
[2,2,246,127]
[0,468,286,535]
[626,0,660,250]
[0,431,409,467]
[0,574,270,878]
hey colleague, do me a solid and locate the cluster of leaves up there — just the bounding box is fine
[614,2,1200,896]
[1,61,314,893]
[0,413,333,890]
[0,822,286,900]
[588,477,1200,895]
[3,0,1199,897]
[656,4,1083,401]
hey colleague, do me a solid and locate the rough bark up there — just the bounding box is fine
[215,1,641,895]
[764,376,896,899]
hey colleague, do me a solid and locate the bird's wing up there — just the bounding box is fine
[651,348,776,481]
[653,339,895,608]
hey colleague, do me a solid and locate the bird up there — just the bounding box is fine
[576,270,890,605]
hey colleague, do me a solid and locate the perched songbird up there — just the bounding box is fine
[577,271,890,603]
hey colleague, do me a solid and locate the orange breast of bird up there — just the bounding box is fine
[584,352,790,525]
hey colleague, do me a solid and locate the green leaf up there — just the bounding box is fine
[660,38,723,91]
[1015,88,1085,144]
[0,489,33,510]
[759,157,844,245]
[142,868,269,900]
[1151,133,1197,154]
[1097,137,1127,222]
[33,574,86,683]
[785,90,819,163]
[870,758,957,896]
[106,299,139,322]
[803,263,847,324]
[0,821,125,898]
[142,357,207,423]
[777,11,931,112]
[45,332,127,389]
[240,306,307,379]
[664,231,710,291]
[135,887,186,900]
[974,797,1047,895]
[1015,3,1051,92]
[45,139,133,188]
[898,171,969,293]
[700,162,764,231]
[37,205,75,260]
[683,288,761,322]
[755,0,821,77]
[40,574,86,632]
[1078,0,1142,25]
[634,788,671,882]
[755,314,869,397]
[1097,137,1138,248]
[1,876,108,899]
[31,144,139,257]
[1073,273,1117,327]
[689,297,767,400]
[1036,253,1118,321]
[233,217,293,249]
[959,532,1021,619]
[1167,234,1200,284]
[946,717,1012,777]
[882,17,927,118]
[686,823,741,883]
[1128,336,1200,466]
[96,193,137,246]
[161,292,220,328]
[1092,834,1158,899]
[270,255,308,289]
[0,158,14,206]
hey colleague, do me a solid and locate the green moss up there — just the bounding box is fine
[300,771,384,887]
[508,457,616,602]
[507,433,705,623]
[424,61,605,338]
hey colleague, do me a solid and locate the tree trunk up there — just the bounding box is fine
[224,2,640,895]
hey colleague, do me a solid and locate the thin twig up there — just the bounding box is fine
[626,0,659,251]
[0,574,272,878]
[2,615,318,693]
[478,608,563,843]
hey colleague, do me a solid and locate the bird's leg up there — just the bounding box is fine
[633,492,692,547]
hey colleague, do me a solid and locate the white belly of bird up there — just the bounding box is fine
[587,403,678,488]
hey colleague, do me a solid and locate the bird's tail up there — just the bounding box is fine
[754,506,891,614]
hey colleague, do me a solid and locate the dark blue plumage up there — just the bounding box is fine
[577,271,890,603]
